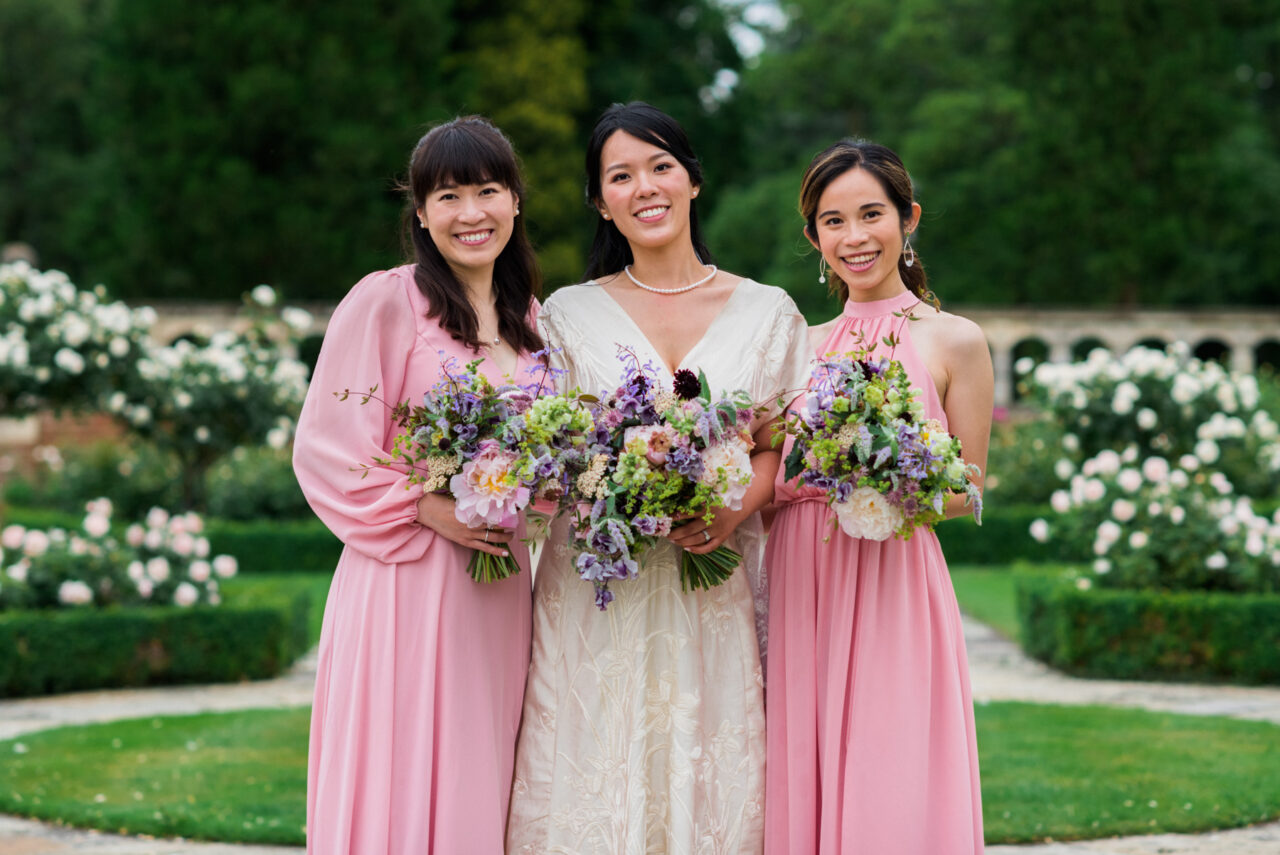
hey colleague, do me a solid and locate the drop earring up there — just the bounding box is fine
[903,234,916,268]
[818,259,827,285]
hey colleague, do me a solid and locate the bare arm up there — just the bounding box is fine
[939,319,994,520]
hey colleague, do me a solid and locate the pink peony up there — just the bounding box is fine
[700,439,754,511]
[450,442,530,528]
[624,424,678,466]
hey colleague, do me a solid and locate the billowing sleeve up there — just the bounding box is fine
[756,290,813,426]
[292,271,435,565]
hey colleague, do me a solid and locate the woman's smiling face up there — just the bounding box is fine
[420,180,518,278]
[595,131,699,252]
[809,166,920,301]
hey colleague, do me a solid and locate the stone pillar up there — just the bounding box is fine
[1049,339,1072,364]
[992,344,1013,410]
[1232,339,1256,374]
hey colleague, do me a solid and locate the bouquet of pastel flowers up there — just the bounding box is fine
[780,350,982,540]
[343,353,595,582]
[568,349,760,610]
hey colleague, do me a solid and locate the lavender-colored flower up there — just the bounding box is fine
[632,515,664,536]
[590,518,632,557]
[667,445,704,479]
[594,586,614,610]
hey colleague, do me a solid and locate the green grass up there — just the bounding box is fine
[978,702,1280,842]
[951,564,1022,639]
[0,708,309,844]
[2,702,1279,845]
[222,572,331,648]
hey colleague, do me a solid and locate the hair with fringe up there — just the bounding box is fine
[799,139,936,306]
[401,116,543,354]
[582,102,714,281]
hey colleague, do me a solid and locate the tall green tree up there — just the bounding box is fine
[84,0,457,299]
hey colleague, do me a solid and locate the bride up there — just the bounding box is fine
[506,102,811,854]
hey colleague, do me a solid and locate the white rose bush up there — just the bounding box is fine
[0,499,237,611]
[1022,344,1279,499]
[1,263,312,512]
[0,261,154,415]
[1030,448,1280,594]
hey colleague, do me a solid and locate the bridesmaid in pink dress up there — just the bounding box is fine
[292,117,542,854]
[764,141,993,854]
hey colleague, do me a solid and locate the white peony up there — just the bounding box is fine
[173,582,200,608]
[700,440,754,511]
[1111,499,1137,522]
[212,555,238,578]
[146,556,171,583]
[833,487,904,541]
[1051,490,1072,514]
[58,580,94,606]
[1117,469,1143,493]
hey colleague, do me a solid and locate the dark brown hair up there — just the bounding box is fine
[799,139,935,306]
[402,116,543,354]
[582,102,714,280]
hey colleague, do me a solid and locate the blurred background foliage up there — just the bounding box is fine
[2,0,1278,315]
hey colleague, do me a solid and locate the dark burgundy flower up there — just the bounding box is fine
[673,369,701,400]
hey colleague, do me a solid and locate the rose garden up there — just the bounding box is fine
[1,259,1279,848]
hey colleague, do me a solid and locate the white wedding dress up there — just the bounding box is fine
[507,279,811,855]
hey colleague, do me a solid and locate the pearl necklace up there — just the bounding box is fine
[623,264,718,295]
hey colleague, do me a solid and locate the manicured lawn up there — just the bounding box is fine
[3,702,1279,845]
[950,563,1022,638]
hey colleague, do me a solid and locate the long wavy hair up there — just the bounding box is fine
[799,139,936,306]
[582,102,714,281]
[401,116,543,354]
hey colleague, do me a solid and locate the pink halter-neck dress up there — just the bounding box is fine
[763,289,984,854]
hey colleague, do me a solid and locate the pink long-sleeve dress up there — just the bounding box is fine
[293,265,534,854]
[763,289,984,855]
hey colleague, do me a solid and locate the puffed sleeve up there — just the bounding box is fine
[755,289,813,426]
[292,270,435,565]
[535,295,577,394]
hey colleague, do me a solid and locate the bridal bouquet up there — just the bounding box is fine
[781,353,982,540]
[569,349,759,610]
[342,354,595,582]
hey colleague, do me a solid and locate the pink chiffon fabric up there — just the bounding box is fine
[293,265,534,854]
[764,289,984,855]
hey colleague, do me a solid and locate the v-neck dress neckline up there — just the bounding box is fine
[590,279,749,377]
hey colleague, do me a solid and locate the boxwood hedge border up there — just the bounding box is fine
[1016,572,1280,684]
[0,591,309,698]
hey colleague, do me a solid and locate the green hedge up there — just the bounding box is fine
[938,503,1077,565]
[1,507,342,576]
[1016,573,1280,684]
[0,591,309,698]
[204,517,341,575]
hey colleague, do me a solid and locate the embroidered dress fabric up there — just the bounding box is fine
[293,265,534,854]
[507,279,811,854]
[764,289,984,854]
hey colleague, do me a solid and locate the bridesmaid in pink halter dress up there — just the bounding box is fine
[293,117,542,854]
[764,141,993,854]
